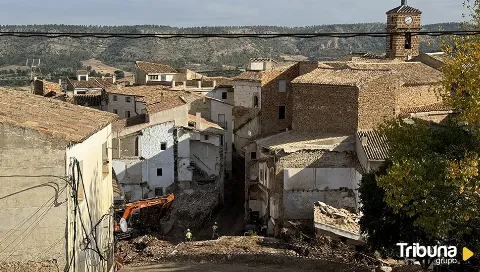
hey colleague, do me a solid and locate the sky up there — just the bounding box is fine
[0,0,469,27]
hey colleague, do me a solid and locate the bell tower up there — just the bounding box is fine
[386,0,422,60]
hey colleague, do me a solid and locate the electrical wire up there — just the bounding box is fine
[0,185,67,263]
[0,30,479,39]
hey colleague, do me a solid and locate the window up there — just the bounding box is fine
[125,97,131,103]
[135,137,139,156]
[102,142,109,179]
[260,169,264,181]
[125,111,131,118]
[157,168,163,176]
[113,109,118,114]
[251,152,257,160]
[222,92,228,99]
[389,37,393,49]
[161,142,167,150]
[161,75,167,81]
[149,75,158,80]
[204,135,209,141]
[279,80,286,92]
[405,32,412,49]
[253,95,259,108]
[218,114,226,129]
[278,106,286,120]
[155,188,163,196]
[113,95,118,101]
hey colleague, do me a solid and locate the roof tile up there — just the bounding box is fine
[135,61,178,74]
[0,88,117,143]
[357,130,389,161]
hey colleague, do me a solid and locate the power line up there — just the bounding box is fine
[0,30,479,39]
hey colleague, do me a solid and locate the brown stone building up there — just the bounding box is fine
[243,0,453,237]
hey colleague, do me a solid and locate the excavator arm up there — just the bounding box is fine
[115,194,174,233]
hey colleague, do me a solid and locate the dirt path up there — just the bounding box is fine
[122,262,331,272]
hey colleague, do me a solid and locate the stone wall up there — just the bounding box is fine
[357,75,399,130]
[260,64,299,134]
[233,81,261,108]
[0,124,68,268]
[396,84,442,110]
[292,83,358,134]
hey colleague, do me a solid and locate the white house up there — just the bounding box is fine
[110,87,225,201]
[0,88,117,271]
[135,61,183,85]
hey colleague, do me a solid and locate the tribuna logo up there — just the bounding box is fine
[397,243,457,258]
[397,243,459,265]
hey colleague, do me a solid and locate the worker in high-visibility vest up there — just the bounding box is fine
[185,229,193,242]
[212,222,219,239]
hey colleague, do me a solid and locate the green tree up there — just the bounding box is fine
[376,120,480,249]
[359,163,433,268]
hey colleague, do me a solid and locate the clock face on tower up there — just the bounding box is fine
[405,16,413,25]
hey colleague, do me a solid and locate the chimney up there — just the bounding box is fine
[183,81,187,89]
[58,79,62,85]
[112,75,116,83]
[195,112,202,130]
[361,135,368,146]
[213,80,217,88]
[197,80,202,89]
[171,80,176,88]
[401,0,407,5]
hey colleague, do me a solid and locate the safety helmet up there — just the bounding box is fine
[187,229,190,232]
[214,222,217,225]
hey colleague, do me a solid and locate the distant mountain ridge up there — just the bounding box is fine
[0,23,461,77]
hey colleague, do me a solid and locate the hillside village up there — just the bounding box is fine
[0,1,470,272]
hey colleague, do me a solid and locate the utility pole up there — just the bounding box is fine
[26,59,41,94]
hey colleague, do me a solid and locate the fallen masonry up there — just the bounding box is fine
[314,201,365,246]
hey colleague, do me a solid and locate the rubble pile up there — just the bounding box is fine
[314,201,360,230]
[116,236,296,266]
[159,183,221,237]
[0,260,59,272]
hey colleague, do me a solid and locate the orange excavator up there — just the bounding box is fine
[114,194,174,239]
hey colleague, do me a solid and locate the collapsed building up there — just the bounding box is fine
[108,86,226,202]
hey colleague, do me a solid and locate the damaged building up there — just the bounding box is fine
[108,86,225,202]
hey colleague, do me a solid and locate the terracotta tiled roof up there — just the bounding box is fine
[0,88,117,143]
[67,94,103,107]
[233,71,263,82]
[204,76,233,87]
[188,114,223,130]
[95,78,116,88]
[135,61,178,74]
[77,70,89,75]
[399,103,453,117]
[357,130,389,161]
[43,80,61,94]
[386,5,422,14]
[347,62,442,86]
[314,202,361,238]
[292,68,391,86]
[108,86,187,114]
